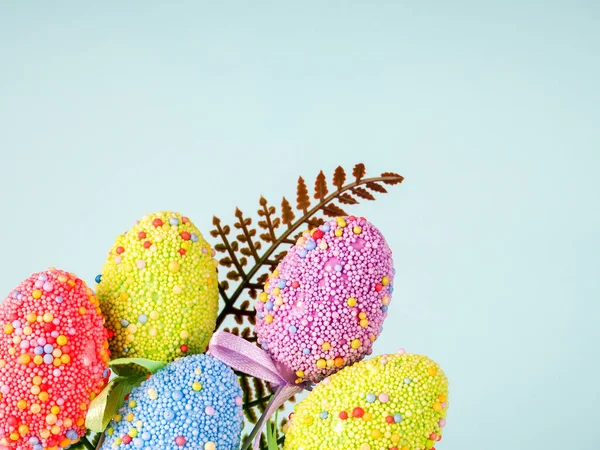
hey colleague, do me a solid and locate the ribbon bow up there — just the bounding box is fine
[209,331,312,450]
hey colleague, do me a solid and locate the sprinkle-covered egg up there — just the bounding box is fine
[97,212,219,362]
[100,354,243,450]
[255,216,394,382]
[283,352,449,450]
[0,269,109,450]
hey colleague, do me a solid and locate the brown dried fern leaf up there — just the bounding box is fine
[314,170,328,201]
[296,177,311,213]
[353,163,366,181]
[366,181,388,193]
[333,165,346,190]
[209,163,403,447]
[352,186,376,201]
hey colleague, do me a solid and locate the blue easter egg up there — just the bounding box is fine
[100,354,243,450]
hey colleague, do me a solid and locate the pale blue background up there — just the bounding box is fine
[1,2,599,449]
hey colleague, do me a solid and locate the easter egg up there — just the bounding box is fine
[0,268,109,450]
[255,216,394,382]
[283,352,449,450]
[97,211,219,362]
[100,354,244,450]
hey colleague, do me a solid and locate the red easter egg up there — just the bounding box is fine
[0,269,109,449]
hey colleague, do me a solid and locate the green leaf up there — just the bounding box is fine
[87,431,103,447]
[66,443,87,450]
[266,412,279,450]
[85,375,146,432]
[67,434,96,450]
[266,424,278,450]
[109,358,166,377]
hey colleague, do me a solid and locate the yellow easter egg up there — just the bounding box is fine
[97,212,218,362]
[284,352,449,450]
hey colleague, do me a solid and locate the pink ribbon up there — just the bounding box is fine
[209,331,310,450]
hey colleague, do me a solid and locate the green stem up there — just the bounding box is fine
[95,432,106,449]
[241,386,284,450]
[81,437,95,450]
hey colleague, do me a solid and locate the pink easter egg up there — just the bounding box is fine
[255,216,395,382]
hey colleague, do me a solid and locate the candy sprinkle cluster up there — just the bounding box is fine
[97,212,219,363]
[100,354,244,450]
[283,352,449,450]
[0,269,109,450]
[255,216,394,382]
